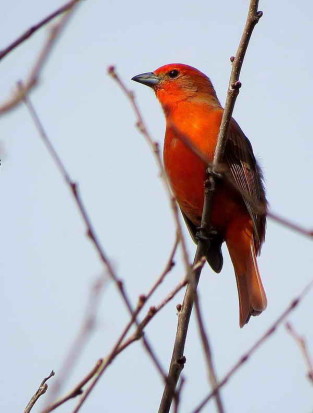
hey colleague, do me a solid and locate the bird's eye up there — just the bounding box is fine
[168,69,179,78]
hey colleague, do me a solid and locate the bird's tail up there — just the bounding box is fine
[226,228,267,327]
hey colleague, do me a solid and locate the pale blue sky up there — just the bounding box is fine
[1,1,313,412]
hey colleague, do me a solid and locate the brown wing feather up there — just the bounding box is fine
[223,119,267,254]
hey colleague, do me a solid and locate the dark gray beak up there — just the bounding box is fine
[131,72,160,88]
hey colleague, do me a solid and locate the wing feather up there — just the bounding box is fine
[223,119,267,253]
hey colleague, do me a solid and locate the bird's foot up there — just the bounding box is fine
[206,167,223,180]
[195,227,218,243]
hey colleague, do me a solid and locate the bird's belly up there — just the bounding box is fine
[164,137,244,234]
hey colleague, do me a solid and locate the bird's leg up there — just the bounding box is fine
[195,226,218,244]
[206,166,223,182]
[195,165,222,244]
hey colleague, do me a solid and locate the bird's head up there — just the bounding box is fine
[132,63,220,110]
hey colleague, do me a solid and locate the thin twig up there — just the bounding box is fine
[213,2,263,166]
[0,1,81,115]
[158,2,263,412]
[286,322,313,384]
[158,252,215,412]
[42,360,102,412]
[24,371,55,413]
[144,235,179,300]
[118,276,188,355]
[267,211,313,239]
[192,279,313,412]
[193,293,224,413]
[0,0,82,61]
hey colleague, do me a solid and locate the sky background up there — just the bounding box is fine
[1,1,313,412]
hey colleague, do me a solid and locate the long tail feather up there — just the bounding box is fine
[226,232,267,327]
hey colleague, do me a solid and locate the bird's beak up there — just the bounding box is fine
[131,72,160,88]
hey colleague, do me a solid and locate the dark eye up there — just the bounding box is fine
[168,69,179,78]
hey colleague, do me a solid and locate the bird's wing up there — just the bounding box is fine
[223,119,267,253]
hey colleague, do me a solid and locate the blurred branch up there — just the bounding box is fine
[286,322,313,384]
[42,275,108,409]
[0,1,81,115]
[268,211,313,239]
[42,360,102,413]
[24,371,55,413]
[159,1,263,412]
[0,0,82,61]
[213,2,263,165]
[193,279,313,412]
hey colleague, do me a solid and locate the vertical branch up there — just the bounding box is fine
[158,1,263,412]
[213,0,263,166]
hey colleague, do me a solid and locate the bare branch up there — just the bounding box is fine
[286,322,313,384]
[143,235,179,309]
[0,0,82,61]
[193,279,313,412]
[42,275,108,409]
[193,293,224,413]
[42,360,102,413]
[267,211,313,239]
[24,371,55,413]
[213,1,263,166]
[118,276,188,355]
[0,1,81,115]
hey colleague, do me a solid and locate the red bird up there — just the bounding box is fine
[132,63,267,327]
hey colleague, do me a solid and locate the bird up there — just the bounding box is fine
[132,63,267,327]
